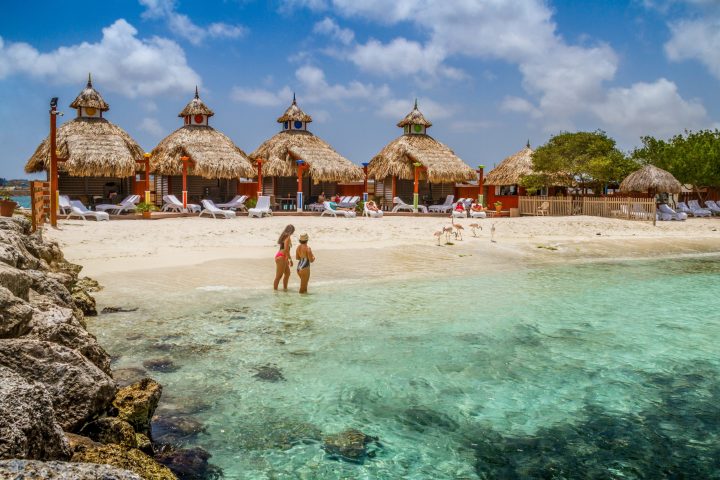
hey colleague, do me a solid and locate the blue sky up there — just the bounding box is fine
[1,0,718,179]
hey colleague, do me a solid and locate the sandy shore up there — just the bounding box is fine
[43,215,720,294]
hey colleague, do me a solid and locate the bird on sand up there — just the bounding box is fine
[490,223,496,243]
[433,230,443,245]
[469,223,482,237]
[450,214,464,240]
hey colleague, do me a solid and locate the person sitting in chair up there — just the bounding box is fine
[470,200,485,212]
[366,200,380,212]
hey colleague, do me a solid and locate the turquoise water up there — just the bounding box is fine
[11,196,30,208]
[93,257,720,479]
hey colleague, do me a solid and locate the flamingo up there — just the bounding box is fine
[490,223,496,243]
[442,225,454,243]
[450,214,464,240]
[433,230,443,245]
[469,223,482,237]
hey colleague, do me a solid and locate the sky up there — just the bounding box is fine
[1,0,719,179]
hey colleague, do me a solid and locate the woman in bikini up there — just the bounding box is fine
[295,233,315,294]
[273,224,295,291]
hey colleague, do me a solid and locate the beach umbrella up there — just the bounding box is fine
[619,164,682,194]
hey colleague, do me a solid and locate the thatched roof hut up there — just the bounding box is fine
[150,89,254,179]
[367,101,475,183]
[484,143,534,186]
[620,164,681,194]
[25,75,143,177]
[249,96,363,183]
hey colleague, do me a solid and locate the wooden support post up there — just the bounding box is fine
[143,153,151,204]
[362,163,369,202]
[391,175,396,203]
[413,163,421,212]
[296,160,306,212]
[477,165,485,206]
[256,160,263,198]
[49,99,59,227]
[181,156,190,211]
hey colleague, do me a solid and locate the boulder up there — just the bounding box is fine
[113,378,163,437]
[0,286,33,338]
[0,339,116,431]
[79,417,138,449]
[151,415,206,445]
[71,444,177,480]
[65,433,102,453]
[71,288,97,317]
[155,446,222,480]
[322,429,380,463]
[135,433,153,455]
[24,269,74,307]
[0,263,32,300]
[0,459,143,480]
[75,276,103,292]
[0,366,70,460]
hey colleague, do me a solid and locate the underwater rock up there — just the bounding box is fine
[0,338,116,431]
[113,367,148,388]
[102,306,139,314]
[252,364,285,382]
[144,357,181,373]
[0,459,143,480]
[322,429,381,463]
[0,366,70,460]
[113,378,163,437]
[151,416,206,445]
[155,446,223,480]
[71,444,176,480]
[80,417,138,449]
[0,285,33,337]
[402,406,460,432]
[232,416,322,451]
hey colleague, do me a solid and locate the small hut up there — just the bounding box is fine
[619,164,682,196]
[249,96,363,210]
[484,142,535,209]
[367,101,475,209]
[25,74,144,204]
[150,88,254,204]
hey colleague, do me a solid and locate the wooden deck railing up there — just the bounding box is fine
[31,181,50,232]
[519,196,656,221]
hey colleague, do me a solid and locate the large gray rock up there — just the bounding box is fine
[0,286,33,338]
[0,339,116,431]
[24,269,74,307]
[0,459,142,479]
[113,379,163,437]
[0,366,70,460]
[0,263,32,300]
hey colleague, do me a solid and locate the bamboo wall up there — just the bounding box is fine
[518,196,656,220]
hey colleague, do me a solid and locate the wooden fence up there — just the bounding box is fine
[519,196,656,221]
[31,181,50,232]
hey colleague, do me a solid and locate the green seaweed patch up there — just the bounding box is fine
[537,245,559,251]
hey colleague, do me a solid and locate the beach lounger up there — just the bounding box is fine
[67,200,109,221]
[428,195,454,213]
[248,196,273,218]
[95,195,139,215]
[537,201,549,216]
[216,195,248,211]
[657,203,687,221]
[469,209,487,219]
[199,199,236,219]
[339,196,360,208]
[704,200,720,215]
[676,202,692,215]
[391,197,428,213]
[687,200,712,217]
[161,194,201,213]
[362,202,383,218]
[452,208,468,218]
[321,201,356,217]
[631,203,652,220]
[59,195,72,215]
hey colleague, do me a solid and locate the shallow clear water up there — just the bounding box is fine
[93,257,720,479]
[11,196,30,209]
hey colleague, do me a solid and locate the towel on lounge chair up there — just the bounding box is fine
[321,201,356,217]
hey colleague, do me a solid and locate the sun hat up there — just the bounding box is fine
[299,233,309,241]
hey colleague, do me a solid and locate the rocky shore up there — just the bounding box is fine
[0,217,218,479]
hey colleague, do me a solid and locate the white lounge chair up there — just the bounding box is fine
[657,203,687,221]
[687,200,712,217]
[161,195,200,213]
[452,208,468,218]
[537,201,549,216]
[248,196,273,218]
[363,202,383,218]
[391,197,428,213]
[631,203,652,220]
[95,195,139,215]
[321,201,356,217]
[59,195,72,215]
[216,195,248,212]
[428,195,454,213]
[469,209,487,219]
[67,200,109,221]
[199,199,236,219]
[704,200,720,215]
[339,196,360,208]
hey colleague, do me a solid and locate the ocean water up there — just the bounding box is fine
[93,257,720,479]
[11,196,30,209]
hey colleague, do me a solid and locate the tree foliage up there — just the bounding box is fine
[526,131,637,193]
[632,130,720,192]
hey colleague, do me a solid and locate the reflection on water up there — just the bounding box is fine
[92,257,720,479]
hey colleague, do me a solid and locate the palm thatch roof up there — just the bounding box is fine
[249,130,363,183]
[620,164,681,194]
[25,118,143,176]
[69,73,109,111]
[397,99,432,128]
[276,94,312,124]
[151,125,254,179]
[484,145,534,186]
[178,86,214,117]
[368,134,475,183]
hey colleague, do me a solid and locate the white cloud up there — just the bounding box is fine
[139,0,247,45]
[230,86,293,107]
[501,96,541,118]
[0,20,200,97]
[139,117,165,136]
[294,65,391,103]
[313,17,354,45]
[592,78,710,139]
[350,38,463,79]
[665,16,720,79]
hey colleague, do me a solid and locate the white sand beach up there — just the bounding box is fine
[45,216,720,292]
